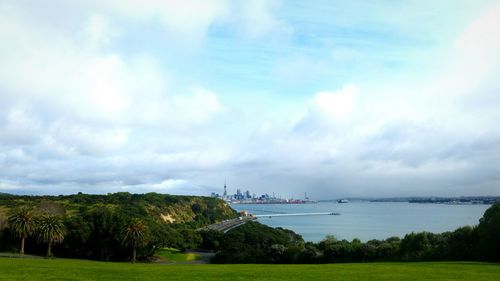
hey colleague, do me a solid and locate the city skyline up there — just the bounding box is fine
[211,182,305,200]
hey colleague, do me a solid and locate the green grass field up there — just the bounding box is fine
[0,258,499,281]
[154,248,201,262]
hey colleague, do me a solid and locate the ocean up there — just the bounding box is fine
[230,201,490,242]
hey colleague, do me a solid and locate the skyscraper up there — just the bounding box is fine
[223,179,227,200]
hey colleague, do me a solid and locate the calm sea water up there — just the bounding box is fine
[230,201,490,242]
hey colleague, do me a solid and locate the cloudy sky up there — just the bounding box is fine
[1,0,500,198]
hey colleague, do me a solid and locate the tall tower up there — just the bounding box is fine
[223,178,227,199]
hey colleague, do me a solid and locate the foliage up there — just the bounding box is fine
[61,205,128,260]
[123,219,149,249]
[122,218,149,263]
[212,221,305,263]
[7,207,37,254]
[199,229,224,251]
[37,214,67,257]
[0,192,234,261]
[476,202,500,261]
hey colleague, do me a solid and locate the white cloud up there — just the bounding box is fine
[310,84,358,120]
[40,135,77,158]
[453,3,500,80]
[288,84,362,138]
[132,179,189,192]
[82,14,118,49]
[85,55,131,117]
[239,0,290,39]
[0,2,225,127]
[0,1,228,192]
[428,2,500,99]
[0,107,42,145]
[49,122,129,156]
[0,180,22,191]
[171,87,224,125]
[98,0,288,41]
[97,0,230,44]
[3,149,32,164]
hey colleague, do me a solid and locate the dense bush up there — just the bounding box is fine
[212,221,305,263]
[475,203,500,261]
[0,192,235,261]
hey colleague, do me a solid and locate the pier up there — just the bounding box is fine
[254,212,340,218]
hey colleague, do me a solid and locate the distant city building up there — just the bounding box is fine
[210,181,316,204]
[223,180,228,200]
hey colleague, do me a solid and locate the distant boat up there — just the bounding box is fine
[337,199,349,203]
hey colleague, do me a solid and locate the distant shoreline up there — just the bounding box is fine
[318,196,499,205]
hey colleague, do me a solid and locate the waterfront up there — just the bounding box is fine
[230,201,490,242]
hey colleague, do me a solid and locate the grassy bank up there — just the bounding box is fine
[0,258,499,281]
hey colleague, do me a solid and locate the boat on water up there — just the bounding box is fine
[337,199,349,203]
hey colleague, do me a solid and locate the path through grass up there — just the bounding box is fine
[154,248,201,263]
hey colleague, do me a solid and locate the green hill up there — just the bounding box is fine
[0,192,237,225]
[0,192,237,261]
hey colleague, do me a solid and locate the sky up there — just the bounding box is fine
[1,0,500,199]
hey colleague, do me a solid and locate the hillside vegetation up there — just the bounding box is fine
[1,193,499,265]
[0,192,236,225]
[0,192,237,261]
[0,258,499,281]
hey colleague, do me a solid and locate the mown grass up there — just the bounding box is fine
[0,258,498,281]
[154,248,201,262]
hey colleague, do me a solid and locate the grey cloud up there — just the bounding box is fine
[358,120,500,168]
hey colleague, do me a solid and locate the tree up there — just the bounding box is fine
[37,215,67,257]
[476,202,500,261]
[122,218,149,263]
[213,221,305,264]
[270,244,286,263]
[8,207,37,255]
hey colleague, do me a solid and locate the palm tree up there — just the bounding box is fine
[8,207,37,255]
[37,215,66,257]
[122,218,148,263]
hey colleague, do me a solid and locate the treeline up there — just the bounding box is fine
[208,203,500,263]
[1,192,498,264]
[0,192,236,226]
[0,192,237,262]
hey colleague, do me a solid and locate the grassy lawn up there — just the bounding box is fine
[0,258,500,281]
[0,258,498,281]
[154,248,201,263]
